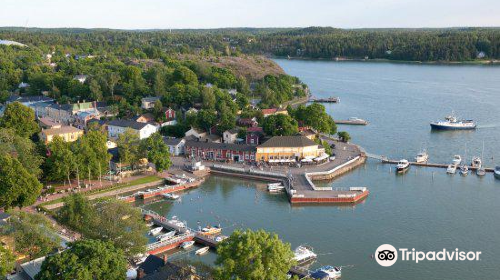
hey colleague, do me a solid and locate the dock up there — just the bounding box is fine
[335,119,368,125]
[118,177,203,203]
[309,96,340,103]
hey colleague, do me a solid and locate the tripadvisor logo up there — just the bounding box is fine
[375,244,482,267]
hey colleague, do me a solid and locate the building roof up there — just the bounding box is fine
[141,263,199,280]
[133,113,155,122]
[261,108,278,115]
[41,126,83,136]
[225,128,239,135]
[186,140,256,152]
[38,117,61,128]
[247,127,263,133]
[108,119,150,130]
[138,255,166,275]
[258,136,318,148]
[142,96,160,103]
[7,95,54,104]
[163,137,184,146]
[20,256,46,280]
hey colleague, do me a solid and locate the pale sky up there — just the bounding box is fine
[1,0,499,29]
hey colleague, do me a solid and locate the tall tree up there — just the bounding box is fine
[44,136,77,183]
[36,239,127,280]
[0,128,43,178]
[262,114,299,136]
[140,132,171,173]
[0,244,16,277]
[116,129,142,167]
[0,102,39,138]
[214,229,296,280]
[73,131,111,182]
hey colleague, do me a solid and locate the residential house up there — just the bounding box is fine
[164,107,176,120]
[185,127,207,139]
[299,127,317,140]
[107,119,158,140]
[185,140,256,162]
[163,137,185,156]
[237,117,258,128]
[261,107,289,118]
[133,113,155,124]
[141,97,160,110]
[7,256,45,280]
[6,95,55,118]
[74,109,100,129]
[246,127,264,145]
[46,101,98,125]
[73,75,88,84]
[256,136,325,162]
[40,125,84,144]
[223,128,239,144]
[38,117,62,129]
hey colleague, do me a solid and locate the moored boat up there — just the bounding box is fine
[476,167,486,177]
[452,155,462,166]
[293,245,317,264]
[156,230,176,241]
[396,159,410,173]
[180,241,195,249]
[268,183,285,193]
[446,164,457,174]
[430,113,476,130]
[415,151,429,163]
[199,225,222,236]
[471,157,482,169]
[195,246,210,255]
[310,265,342,279]
[494,166,500,179]
[162,193,180,200]
[459,165,469,176]
[148,227,163,236]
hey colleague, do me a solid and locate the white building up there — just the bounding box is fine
[223,128,239,144]
[185,127,207,139]
[107,119,158,140]
[163,137,186,156]
[141,97,160,110]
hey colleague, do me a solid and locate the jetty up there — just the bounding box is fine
[118,177,203,203]
[309,96,340,103]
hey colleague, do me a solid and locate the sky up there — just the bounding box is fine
[1,0,499,29]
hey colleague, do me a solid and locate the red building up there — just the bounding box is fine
[164,107,176,120]
[237,117,258,128]
[185,140,256,162]
[246,127,264,145]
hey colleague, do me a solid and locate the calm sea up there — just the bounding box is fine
[142,60,500,280]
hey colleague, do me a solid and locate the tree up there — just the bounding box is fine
[338,131,351,143]
[57,194,94,232]
[36,239,127,280]
[152,99,164,122]
[73,131,111,182]
[0,154,43,209]
[196,109,217,132]
[214,229,295,280]
[0,102,39,138]
[290,103,337,135]
[0,244,15,277]
[0,128,43,178]
[262,114,299,136]
[44,136,77,183]
[140,132,171,172]
[105,72,120,98]
[116,129,142,167]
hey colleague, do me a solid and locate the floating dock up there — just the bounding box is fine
[309,96,340,103]
[380,158,494,172]
[119,178,203,203]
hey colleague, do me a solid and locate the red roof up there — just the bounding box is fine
[261,108,278,115]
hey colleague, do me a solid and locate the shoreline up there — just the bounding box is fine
[272,56,500,66]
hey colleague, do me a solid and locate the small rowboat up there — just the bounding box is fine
[148,227,163,236]
[195,246,210,255]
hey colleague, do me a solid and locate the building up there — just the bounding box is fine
[185,140,256,162]
[73,75,88,84]
[261,108,288,118]
[141,97,160,110]
[6,95,55,118]
[7,256,45,280]
[134,113,155,124]
[46,101,98,125]
[256,136,324,162]
[74,109,100,129]
[164,107,176,120]
[185,127,207,139]
[299,127,317,140]
[163,137,186,156]
[223,128,239,144]
[237,117,258,128]
[40,125,84,144]
[38,117,62,129]
[246,127,264,145]
[107,119,158,140]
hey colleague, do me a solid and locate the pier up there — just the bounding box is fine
[309,96,340,103]
[119,177,203,203]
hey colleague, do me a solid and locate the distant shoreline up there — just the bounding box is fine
[272,56,500,66]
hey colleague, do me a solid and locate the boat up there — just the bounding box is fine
[446,164,457,174]
[195,246,210,255]
[476,141,486,176]
[310,266,342,279]
[168,216,186,228]
[460,165,469,176]
[292,246,317,264]
[156,231,176,241]
[452,155,462,166]
[199,225,222,236]
[415,151,429,163]
[180,241,195,249]
[162,193,180,200]
[148,227,163,236]
[215,235,229,242]
[471,157,482,169]
[132,253,149,265]
[430,113,476,130]
[396,159,410,173]
[267,183,285,193]
[477,167,486,177]
[494,166,500,179]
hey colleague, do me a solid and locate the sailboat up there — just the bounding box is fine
[460,144,469,176]
[477,141,486,177]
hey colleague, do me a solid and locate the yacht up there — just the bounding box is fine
[396,159,410,173]
[494,166,500,179]
[459,165,469,176]
[199,225,222,236]
[148,227,163,236]
[446,164,457,174]
[215,235,229,242]
[180,241,195,249]
[162,193,180,200]
[452,155,462,166]
[471,157,482,169]
[293,246,318,264]
[415,151,429,163]
[310,266,342,279]
[195,246,210,255]
[430,113,476,130]
[156,231,176,241]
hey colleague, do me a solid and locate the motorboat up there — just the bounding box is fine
[310,266,342,279]
[168,216,186,228]
[180,241,195,249]
[293,246,317,264]
[446,164,457,174]
[215,235,229,242]
[156,231,176,241]
[452,155,462,166]
[476,167,486,177]
[162,193,180,200]
[148,227,163,236]
[195,246,210,255]
[471,157,482,169]
[267,183,285,193]
[494,166,500,179]
[396,159,410,173]
[459,165,469,176]
[430,113,476,130]
[199,225,222,236]
[415,151,429,163]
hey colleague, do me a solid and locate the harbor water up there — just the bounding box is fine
[141,60,500,280]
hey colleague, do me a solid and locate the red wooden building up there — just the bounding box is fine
[185,140,256,162]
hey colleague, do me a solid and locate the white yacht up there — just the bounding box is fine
[415,151,429,163]
[195,246,210,255]
[452,155,462,166]
[180,241,195,249]
[292,246,318,264]
[148,227,163,236]
[156,231,176,241]
[460,165,469,176]
[163,193,180,200]
[446,164,457,174]
[310,266,342,279]
[396,159,410,173]
[471,157,482,169]
[494,166,500,179]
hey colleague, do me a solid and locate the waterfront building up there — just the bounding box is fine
[256,136,324,162]
[185,140,256,162]
[39,125,84,144]
[107,119,158,140]
[246,127,264,145]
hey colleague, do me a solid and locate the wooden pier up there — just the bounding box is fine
[309,96,340,103]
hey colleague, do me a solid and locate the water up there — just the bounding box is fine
[142,60,500,280]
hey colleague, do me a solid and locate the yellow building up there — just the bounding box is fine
[256,136,324,162]
[40,125,84,144]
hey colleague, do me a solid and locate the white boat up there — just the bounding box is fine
[396,159,410,173]
[477,168,486,177]
[162,193,180,200]
[180,241,195,249]
[215,235,229,242]
[471,157,482,169]
[168,216,186,228]
[446,164,457,174]
[293,246,317,264]
[156,231,176,241]
[148,227,163,236]
[310,266,342,279]
[460,165,469,176]
[267,183,285,193]
[452,155,462,166]
[430,113,476,130]
[195,246,210,255]
[494,166,500,179]
[415,151,429,163]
